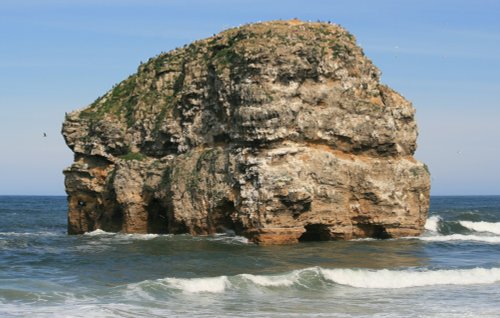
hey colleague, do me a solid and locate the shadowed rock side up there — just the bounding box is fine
[62,20,430,244]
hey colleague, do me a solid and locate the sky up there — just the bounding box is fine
[0,0,499,195]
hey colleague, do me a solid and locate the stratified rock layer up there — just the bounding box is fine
[62,20,430,244]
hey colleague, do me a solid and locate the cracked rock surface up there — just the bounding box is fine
[62,19,430,244]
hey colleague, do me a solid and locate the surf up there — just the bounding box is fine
[459,220,500,235]
[419,215,500,243]
[126,266,500,294]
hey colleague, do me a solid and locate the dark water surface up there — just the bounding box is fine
[1,196,500,317]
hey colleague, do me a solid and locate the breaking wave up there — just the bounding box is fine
[164,276,230,293]
[83,229,111,236]
[82,229,248,244]
[424,215,441,232]
[319,267,500,288]
[0,231,59,237]
[84,229,160,240]
[125,266,500,294]
[459,221,500,235]
[419,215,500,243]
[419,234,500,243]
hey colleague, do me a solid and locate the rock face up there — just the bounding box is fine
[62,20,430,244]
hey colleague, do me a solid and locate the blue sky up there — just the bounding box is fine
[0,0,499,195]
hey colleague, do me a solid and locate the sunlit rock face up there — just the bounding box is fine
[62,20,430,244]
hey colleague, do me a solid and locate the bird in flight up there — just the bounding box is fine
[43,132,47,137]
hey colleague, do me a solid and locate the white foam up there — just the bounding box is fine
[0,231,59,237]
[239,272,297,287]
[213,234,249,244]
[459,221,500,235]
[83,230,161,240]
[84,229,111,236]
[163,276,229,293]
[351,237,377,241]
[154,266,500,293]
[232,236,249,244]
[123,233,160,240]
[424,215,441,232]
[320,267,500,289]
[123,281,158,301]
[418,234,500,243]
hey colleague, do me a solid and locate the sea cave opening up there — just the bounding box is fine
[146,198,169,234]
[298,224,332,242]
[357,223,391,239]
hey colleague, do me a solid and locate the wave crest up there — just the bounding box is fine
[84,229,160,240]
[239,272,298,287]
[319,267,500,288]
[128,266,500,294]
[163,276,230,293]
[421,215,500,243]
[419,234,500,243]
[459,221,500,235]
[84,229,111,236]
[424,215,442,232]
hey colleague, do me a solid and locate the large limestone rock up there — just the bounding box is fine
[62,20,430,244]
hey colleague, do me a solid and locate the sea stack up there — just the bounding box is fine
[62,20,430,244]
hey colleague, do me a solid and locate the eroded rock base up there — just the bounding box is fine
[64,142,429,244]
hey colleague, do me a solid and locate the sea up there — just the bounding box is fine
[1,196,500,317]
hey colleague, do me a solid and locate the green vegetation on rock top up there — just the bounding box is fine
[77,19,360,130]
[119,151,146,161]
